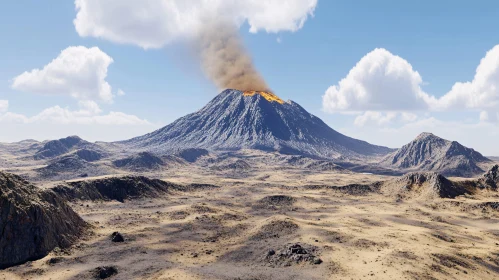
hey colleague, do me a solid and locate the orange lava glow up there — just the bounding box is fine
[243,91,284,104]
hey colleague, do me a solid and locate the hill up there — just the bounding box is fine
[379,132,491,177]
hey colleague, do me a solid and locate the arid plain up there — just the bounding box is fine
[1,147,498,280]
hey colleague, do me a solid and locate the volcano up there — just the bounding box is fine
[122,89,392,159]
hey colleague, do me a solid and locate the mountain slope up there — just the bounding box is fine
[121,89,392,159]
[379,132,491,177]
[34,136,100,160]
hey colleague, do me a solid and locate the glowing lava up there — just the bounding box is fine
[243,91,284,104]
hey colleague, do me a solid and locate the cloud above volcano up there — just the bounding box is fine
[74,0,318,49]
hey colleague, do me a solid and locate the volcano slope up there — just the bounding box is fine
[120,89,392,160]
[2,164,498,280]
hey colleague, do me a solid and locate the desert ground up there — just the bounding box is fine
[1,158,498,280]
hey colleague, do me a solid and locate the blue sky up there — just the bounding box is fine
[1,1,499,154]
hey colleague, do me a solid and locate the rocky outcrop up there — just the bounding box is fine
[113,152,164,171]
[379,133,491,177]
[0,172,86,269]
[380,172,471,200]
[120,89,393,159]
[52,176,183,202]
[478,164,499,190]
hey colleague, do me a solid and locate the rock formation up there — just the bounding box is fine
[380,132,491,177]
[0,172,86,268]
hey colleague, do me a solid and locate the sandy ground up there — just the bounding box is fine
[1,169,498,280]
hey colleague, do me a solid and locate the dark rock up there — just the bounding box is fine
[94,266,118,279]
[289,244,307,254]
[267,249,275,256]
[111,232,124,242]
[480,164,499,189]
[265,243,321,266]
[0,172,87,269]
[259,195,296,207]
[47,257,65,265]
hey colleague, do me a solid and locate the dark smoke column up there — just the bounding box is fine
[195,21,269,92]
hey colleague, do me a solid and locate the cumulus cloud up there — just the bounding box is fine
[0,100,150,125]
[322,48,436,113]
[354,111,397,127]
[437,45,499,110]
[353,111,419,127]
[12,46,117,103]
[323,45,499,125]
[74,0,317,49]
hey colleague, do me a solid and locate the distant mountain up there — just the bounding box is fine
[379,132,492,177]
[34,136,99,160]
[121,89,392,159]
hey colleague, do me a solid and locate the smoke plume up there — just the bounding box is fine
[195,22,269,92]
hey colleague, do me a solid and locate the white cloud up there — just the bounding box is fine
[353,111,419,127]
[12,46,117,103]
[0,100,8,113]
[437,45,499,110]
[0,100,150,126]
[74,0,317,49]
[323,45,499,125]
[117,89,126,96]
[400,112,418,123]
[322,48,436,113]
[354,111,397,127]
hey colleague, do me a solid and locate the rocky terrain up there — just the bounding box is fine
[0,172,87,269]
[0,90,498,279]
[379,132,492,177]
[0,165,498,279]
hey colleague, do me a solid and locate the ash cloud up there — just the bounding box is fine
[194,22,269,92]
